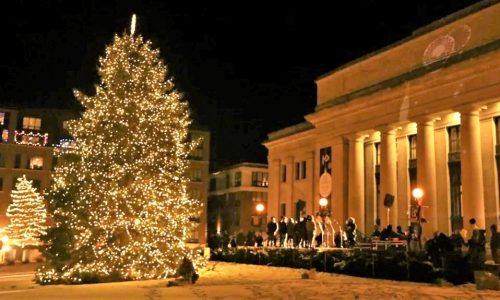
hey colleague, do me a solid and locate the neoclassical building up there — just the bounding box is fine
[264,2,500,237]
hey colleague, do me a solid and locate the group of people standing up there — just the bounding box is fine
[266,213,358,248]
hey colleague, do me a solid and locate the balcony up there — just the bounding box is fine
[14,130,48,146]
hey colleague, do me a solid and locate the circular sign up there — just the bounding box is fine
[319,172,332,198]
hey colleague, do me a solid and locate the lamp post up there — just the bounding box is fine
[255,203,265,228]
[411,188,424,241]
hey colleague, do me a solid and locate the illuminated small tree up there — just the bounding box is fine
[36,16,203,284]
[7,175,47,247]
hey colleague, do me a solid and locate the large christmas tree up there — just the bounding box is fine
[37,17,203,283]
[7,175,47,247]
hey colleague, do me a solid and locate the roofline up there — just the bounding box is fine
[264,121,314,144]
[212,162,268,174]
[316,38,500,111]
[316,0,499,82]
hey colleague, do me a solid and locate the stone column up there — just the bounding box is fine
[378,126,398,227]
[332,137,348,231]
[348,134,366,233]
[416,118,438,235]
[459,107,486,229]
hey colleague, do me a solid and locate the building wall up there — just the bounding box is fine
[0,108,75,227]
[265,3,500,238]
[207,163,268,237]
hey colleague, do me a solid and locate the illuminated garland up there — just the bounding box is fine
[14,130,48,146]
[36,18,205,284]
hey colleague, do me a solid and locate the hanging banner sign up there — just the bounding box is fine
[319,147,332,198]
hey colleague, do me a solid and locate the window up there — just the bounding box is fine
[191,168,202,182]
[189,188,201,201]
[295,162,300,180]
[252,191,268,202]
[14,154,22,168]
[188,133,204,160]
[210,178,216,191]
[32,179,41,191]
[0,112,4,126]
[375,143,381,165]
[234,171,241,187]
[281,165,287,182]
[51,156,58,170]
[23,117,42,130]
[0,152,5,167]
[225,173,231,188]
[280,203,286,217]
[409,135,417,160]
[12,177,19,190]
[1,129,8,143]
[448,126,461,153]
[252,172,268,187]
[0,177,3,191]
[29,156,44,170]
[301,161,307,179]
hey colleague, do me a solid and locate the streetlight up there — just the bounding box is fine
[412,188,423,205]
[256,203,265,213]
[411,187,424,243]
[319,197,328,208]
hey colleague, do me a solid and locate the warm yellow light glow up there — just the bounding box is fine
[36,28,205,284]
[131,14,137,36]
[1,245,11,252]
[256,203,265,212]
[452,112,461,123]
[319,197,328,207]
[6,175,47,247]
[412,188,424,199]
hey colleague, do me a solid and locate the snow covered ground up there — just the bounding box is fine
[0,262,498,299]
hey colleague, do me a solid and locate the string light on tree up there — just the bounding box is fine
[6,175,47,247]
[36,14,204,284]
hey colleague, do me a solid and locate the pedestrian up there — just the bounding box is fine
[490,224,500,264]
[267,216,278,246]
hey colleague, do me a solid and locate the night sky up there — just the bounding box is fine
[0,0,483,170]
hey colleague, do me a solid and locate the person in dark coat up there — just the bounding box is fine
[278,216,288,247]
[345,217,357,248]
[305,215,315,248]
[246,230,256,246]
[287,217,296,247]
[267,216,278,246]
[295,216,306,247]
[255,232,264,247]
[490,224,500,264]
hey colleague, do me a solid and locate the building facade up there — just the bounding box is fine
[0,107,77,226]
[0,107,210,244]
[186,128,211,244]
[264,2,500,238]
[207,163,268,237]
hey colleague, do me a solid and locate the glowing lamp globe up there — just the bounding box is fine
[256,203,265,213]
[412,188,423,199]
[319,198,328,207]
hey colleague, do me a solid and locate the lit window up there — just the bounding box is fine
[409,135,417,160]
[234,171,241,186]
[23,117,42,130]
[448,126,461,153]
[0,112,4,126]
[191,168,202,181]
[1,129,8,143]
[29,157,44,170]
[252,172,268,187]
